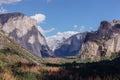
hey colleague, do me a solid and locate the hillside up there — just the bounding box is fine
[0,12,51,57]
[54,20,120,61]
[44,56,120,80]
[80,20,120,60]
[0,29,46,79]
[54,32,87,57]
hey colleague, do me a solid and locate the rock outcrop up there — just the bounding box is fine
[54,20,120,60]
[80,20,120,60]
[47,31,78,51]
[54,32,87,57]
[0,12,51,57]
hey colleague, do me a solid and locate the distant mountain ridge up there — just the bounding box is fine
[54,32,87,57]
[2,12,120,60]
[54,20,120,60]
[0,12,51,57]
[46,31,78,51]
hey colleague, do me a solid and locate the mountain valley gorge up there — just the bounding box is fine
[0,12,120,80]
[0,12,51,57]
[1,12,120,61]
[53,20,120,61]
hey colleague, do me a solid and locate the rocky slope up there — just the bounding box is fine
[54,20,120,60]
[0,12,51,57]
[46,31,78,51]
[0,29,47,80]
[80,20,120,60]
[54,32,87,57]
[0,29,44,64]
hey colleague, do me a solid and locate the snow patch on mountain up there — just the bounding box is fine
[46,31,79,51]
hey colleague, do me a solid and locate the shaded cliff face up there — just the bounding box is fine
[0,29,44,64]
[46,31,78,51]
[54,32,87,57]
[54,20,120,60]
[80,20,120,60]
[0,12,51,57]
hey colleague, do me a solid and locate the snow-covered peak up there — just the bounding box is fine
[46,31,79,51]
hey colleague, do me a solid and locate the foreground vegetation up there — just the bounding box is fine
[0,29,120,80]
[45,57,120,80]
[1,56,120,80]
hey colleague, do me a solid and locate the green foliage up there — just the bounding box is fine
[0,29,45,80]
[44,57,120,80]
[16,72,38,80]
[0,29,120,80]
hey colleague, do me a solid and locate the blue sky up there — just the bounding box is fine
[0,0,120,36]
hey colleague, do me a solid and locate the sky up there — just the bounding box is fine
[0,0,120,37]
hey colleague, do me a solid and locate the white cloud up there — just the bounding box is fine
[31,13,46,23]
[37,26,55,36]
[56,31,78,37]
[46,31,79,50]
[44,28,55,33]
[73,24,85,32]
[47,31,79,39]
[73,24,78,29]
[0,7,7,14]
[0,0,21,5]
[79,26,84,32]
[31,13,55,36]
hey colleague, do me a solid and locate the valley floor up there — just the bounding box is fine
[1,57,120,80]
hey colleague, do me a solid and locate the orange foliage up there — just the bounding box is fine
[45,58,63,64]
[16,62,41,73]
[1,73,16,80]
[41,66,60,72]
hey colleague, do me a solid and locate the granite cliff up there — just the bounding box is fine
[0,12,51,57]
[80,20,120,60]
[54,20,120,60]
[54,32,87,57]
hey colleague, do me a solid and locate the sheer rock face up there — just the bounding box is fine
[46,32,78,51]
[0,12,51,57]
[54,20,120,60]
[80,20,120,60]
[54,32,87,57]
